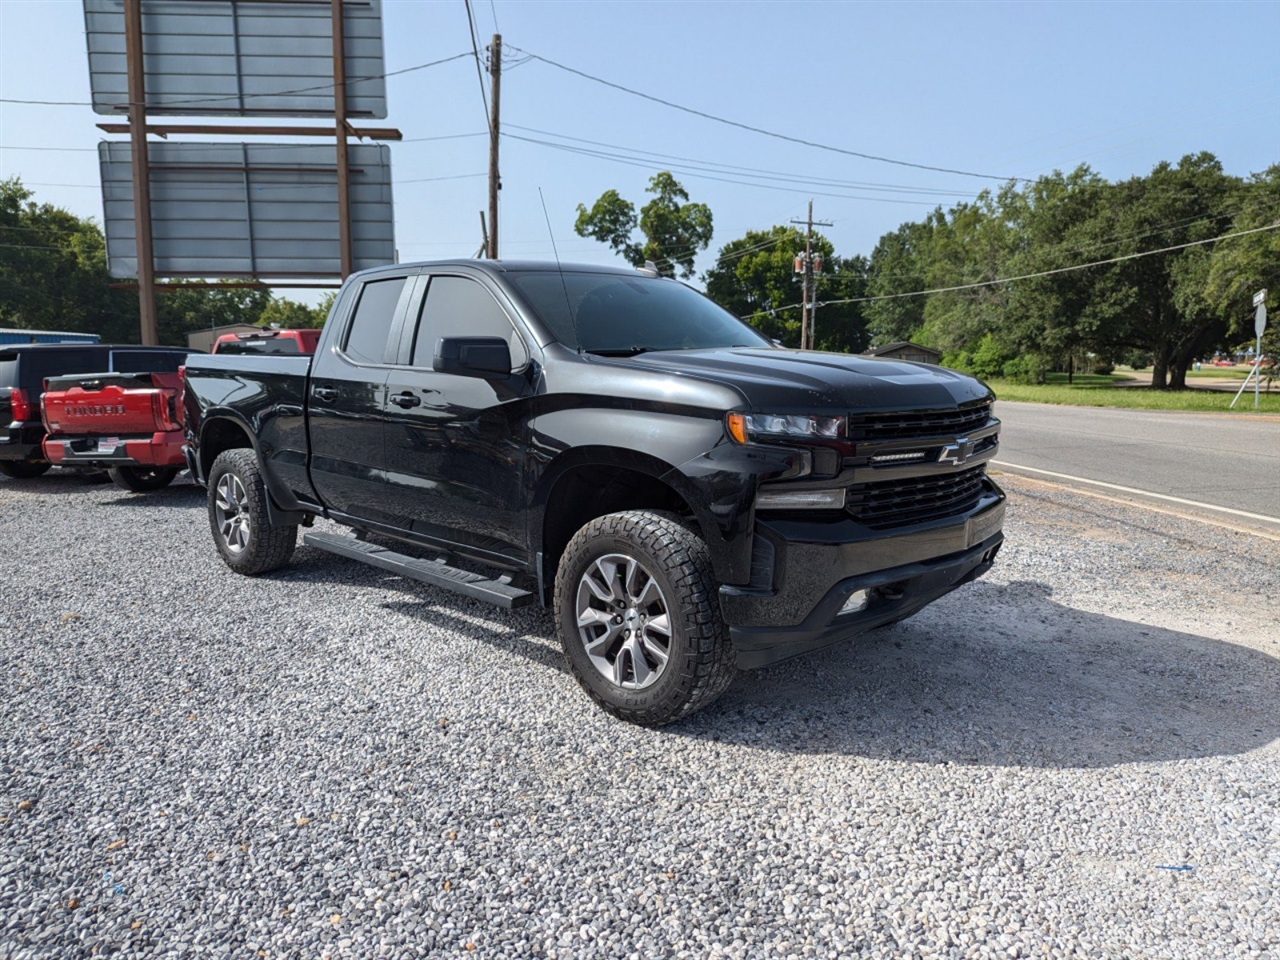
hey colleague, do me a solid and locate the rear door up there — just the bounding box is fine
[382,272,534,559]
[307,273,414,522]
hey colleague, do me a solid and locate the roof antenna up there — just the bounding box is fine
[538,187,580,353]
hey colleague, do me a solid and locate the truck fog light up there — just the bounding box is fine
[755,488,846,510]
[839,589,869,615]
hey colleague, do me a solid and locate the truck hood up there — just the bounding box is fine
[619,347,992,412]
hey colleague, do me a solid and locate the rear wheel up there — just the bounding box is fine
[207,448,296,575]
[554,510,736,726]
[109,465,179,492]
[0,460,51,479]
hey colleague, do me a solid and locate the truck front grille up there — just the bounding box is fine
[846,465,988,529]
[848,403,992,442]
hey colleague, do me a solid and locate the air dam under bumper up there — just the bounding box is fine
[721,486,1005,670]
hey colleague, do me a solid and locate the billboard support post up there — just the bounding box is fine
[123,0,159,345]
[331,0,353,279]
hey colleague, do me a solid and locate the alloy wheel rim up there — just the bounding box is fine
[214,474,251,555]
[575,553,672,690]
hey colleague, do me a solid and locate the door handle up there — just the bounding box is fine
[314,386,339,402]
[390,391,422,408]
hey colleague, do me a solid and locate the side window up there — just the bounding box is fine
[111,350,185,371]
[343,277,406,364]
[410,276,528,369]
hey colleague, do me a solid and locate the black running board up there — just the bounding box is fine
[302,531,535,609]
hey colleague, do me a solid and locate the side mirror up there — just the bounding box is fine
[433,336,512,379]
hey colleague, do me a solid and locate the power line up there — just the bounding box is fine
[0,52,472,110]
[740,222,1280,320]
[0,145,99,153]
[505,133,963,207]
[397,172,488,184]
[400,131,488,143]
[509,46,1030,184]
[505,124,977,196]
[463,0,492,129]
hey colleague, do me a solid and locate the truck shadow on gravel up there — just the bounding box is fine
[272,550,1280,769]
[678,580,1280,769]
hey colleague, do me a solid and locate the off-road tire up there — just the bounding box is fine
[554,509,737,726]
[109,465,179,492]
[0,460,51,479]
[207,448,296,575]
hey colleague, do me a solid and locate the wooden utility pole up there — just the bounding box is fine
[487,34,501,260]
[123,0,158,345]
[331,0,353,279]
[791,200,832,349]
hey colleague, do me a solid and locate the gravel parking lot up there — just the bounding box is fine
[1,470,1277,960]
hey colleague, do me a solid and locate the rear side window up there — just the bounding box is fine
[216,338,301,355]
[0,356,16,389]
[410,276,528,369]
[343,277,406,364]
[110,350,186,371]
[27,350,100,383]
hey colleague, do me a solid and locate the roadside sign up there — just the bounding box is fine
[1253,289,1267,307]
[1257,304,1268,339]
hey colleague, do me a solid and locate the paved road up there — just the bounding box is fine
[993,400,1280,521]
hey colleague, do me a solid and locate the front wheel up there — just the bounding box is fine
[554,510,736,726]
[206,448,296,575]
[0,460,51,479]
[109,465,178,492]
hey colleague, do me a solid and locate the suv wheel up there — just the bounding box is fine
[109,465,179,492]
[207,448,296,575]
[0,460,51,479]
[554,510,736,726]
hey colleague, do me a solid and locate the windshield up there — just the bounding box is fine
[507,271,770,355]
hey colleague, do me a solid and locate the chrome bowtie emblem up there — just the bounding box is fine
[938,438,972,466]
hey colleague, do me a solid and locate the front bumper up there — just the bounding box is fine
[42,431,186,469]
[721,481,1005,669]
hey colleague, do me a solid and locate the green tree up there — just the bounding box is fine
[0,176,136,340]
[259,293,331,329]
[864,220,931,345]
[575,172,713,279]
[1102,153,1239,388]
[1206,164,1280,350]
[156,282,270,346]
[703,226,869,351]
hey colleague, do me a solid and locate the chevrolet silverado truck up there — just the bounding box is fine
[182,260,1005,725]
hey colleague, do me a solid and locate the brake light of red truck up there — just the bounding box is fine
[177,365,185,382]
[10,388,32,423]
[152,390,180,432]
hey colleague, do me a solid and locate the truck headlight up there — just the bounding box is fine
[727,412,846,444]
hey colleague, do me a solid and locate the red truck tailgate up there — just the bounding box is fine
[42,372,182,436]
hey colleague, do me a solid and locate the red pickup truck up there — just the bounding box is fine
[39,330,320,492]
[41,370,186,490]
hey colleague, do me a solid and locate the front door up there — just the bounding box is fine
[382,273,534,561]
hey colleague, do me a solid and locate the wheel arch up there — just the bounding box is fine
[534,446,718,601]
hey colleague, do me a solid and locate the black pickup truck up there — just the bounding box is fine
[182,260,1005,724]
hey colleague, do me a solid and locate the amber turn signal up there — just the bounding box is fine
[726,412,748,444]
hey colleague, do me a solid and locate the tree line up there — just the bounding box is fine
[5,154,1276,385]
[577,155,1279,388]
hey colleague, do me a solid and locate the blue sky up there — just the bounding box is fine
[2,0,1278,299]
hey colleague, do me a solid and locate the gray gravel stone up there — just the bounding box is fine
[0,469,1277,959]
